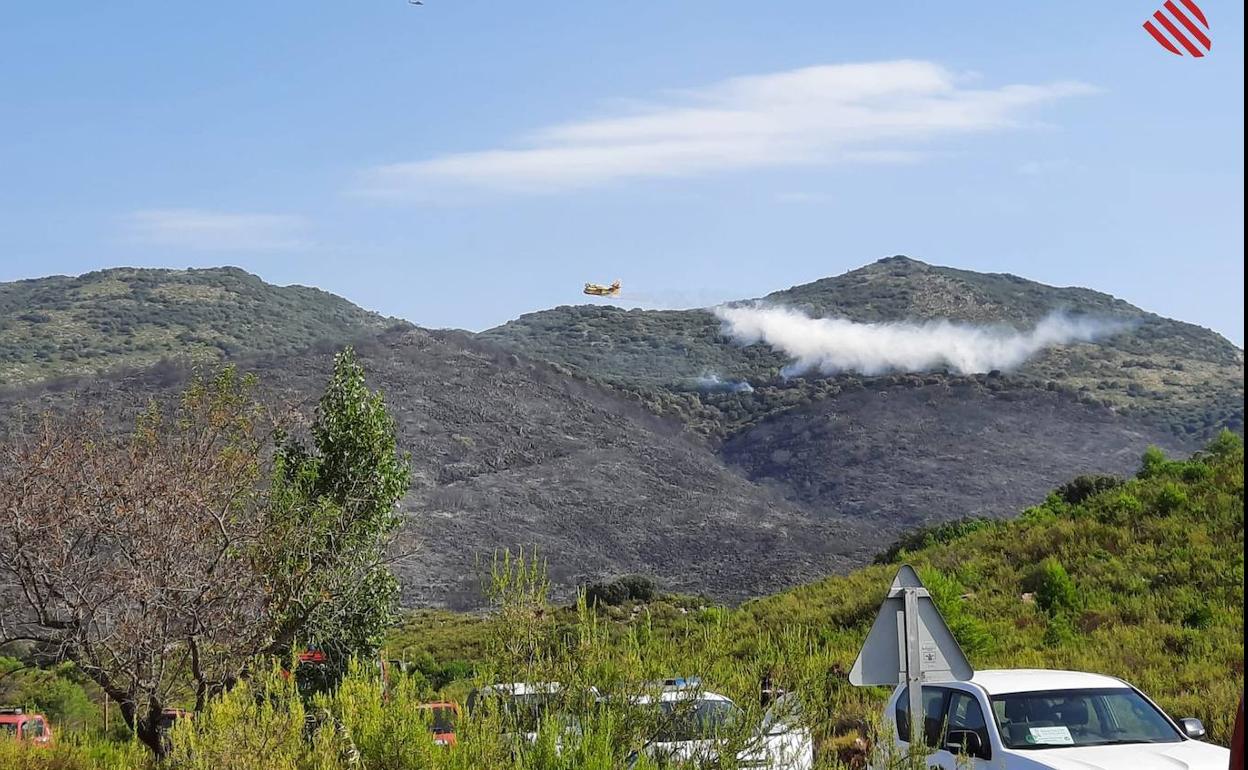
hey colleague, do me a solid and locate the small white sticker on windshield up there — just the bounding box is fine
[1028,726,1074,745]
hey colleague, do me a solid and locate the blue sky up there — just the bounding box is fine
[2,2,1243,343]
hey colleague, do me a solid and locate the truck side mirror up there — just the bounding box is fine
[945,730,988,759]
[1178,718,1207,740]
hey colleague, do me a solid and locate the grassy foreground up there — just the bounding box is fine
[2,434,1243,769]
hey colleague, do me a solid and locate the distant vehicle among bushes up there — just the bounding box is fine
[0,708,53,748]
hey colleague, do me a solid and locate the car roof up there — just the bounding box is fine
[474,682,602,697]
[476,682,563,695]
[632,690,735,705]
[967,669,1128,695]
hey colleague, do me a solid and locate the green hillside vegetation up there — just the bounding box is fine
[0,267,395,385]
[482,257,1244,440]
[2,434,1242,768]
[388,430,1245,741]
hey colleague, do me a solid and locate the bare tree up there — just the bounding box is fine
[0,354,407,756]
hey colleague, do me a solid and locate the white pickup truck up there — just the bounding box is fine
[882,669,1230,770]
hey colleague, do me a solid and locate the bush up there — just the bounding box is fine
[614,575,659,603]
[584,575,660,607]
[1156,482,1189,514]
[1030,558,1080,617]
[1043,613,1078,647]
[0,657,99,730]
[1056,474,1122,505]
[584,580,629,607]
[1181,605,1215,630]
[0,735,150,770]
[874,518,998,563]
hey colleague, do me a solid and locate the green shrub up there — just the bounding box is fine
[1030,558,1080,617]
[585,575,660,607]
[1056,474,1123,505]
[1182,605,1215,630]
[1156,481,1189,514]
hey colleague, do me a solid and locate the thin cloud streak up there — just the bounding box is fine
[124,209,311,251]
[359,60,1095,197]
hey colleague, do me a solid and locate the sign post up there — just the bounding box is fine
[849,565,973,751]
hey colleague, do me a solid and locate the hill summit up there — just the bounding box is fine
[0,266,395,386]
[481,255,1243,441]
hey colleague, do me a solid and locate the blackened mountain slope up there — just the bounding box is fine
[0,329,868,608]
[720,377,1197,536]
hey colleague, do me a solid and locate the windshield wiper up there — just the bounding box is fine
[1084,739,1168,746]
[1013,738,1166,750]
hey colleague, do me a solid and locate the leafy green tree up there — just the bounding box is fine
[0,351,409,755]
[267,348,410,686]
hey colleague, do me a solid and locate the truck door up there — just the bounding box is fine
[758,693,814,769]
[893,686,952,767]
[23,716,51,746]
[928,690,993,770]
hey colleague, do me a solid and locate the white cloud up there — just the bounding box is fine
[124,209,310,251]
[359,60,1094,197]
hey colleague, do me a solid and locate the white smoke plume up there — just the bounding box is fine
[714,305,1129,376]
[695,373,755,393]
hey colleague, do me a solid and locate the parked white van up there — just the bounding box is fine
[881,669,1229,770]
[626,682,813,769]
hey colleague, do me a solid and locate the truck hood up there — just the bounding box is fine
[1020,740,1230,770]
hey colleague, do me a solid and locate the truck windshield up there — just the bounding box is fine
[991,688,1183,749]
[427,707,456,733]
[653,698,743,743]
[500,693,565,734]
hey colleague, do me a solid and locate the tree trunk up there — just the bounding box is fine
[120,698,168,758]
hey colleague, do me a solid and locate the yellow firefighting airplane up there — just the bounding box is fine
[583,280,621,298]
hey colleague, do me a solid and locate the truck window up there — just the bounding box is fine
[947,691,992,758]
[26,718,45,738]
[895,687,950,746]
[990,688,1181,749]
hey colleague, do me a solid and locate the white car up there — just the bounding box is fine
[466,681,596,745]
[627,681,813,769]
[881,669,1230,770]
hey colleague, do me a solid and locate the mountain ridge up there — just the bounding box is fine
[0,258,1240,606]
[0,265,399,386]
[481,255,1243,441]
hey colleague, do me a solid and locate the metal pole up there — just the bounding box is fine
[904,587,924,752]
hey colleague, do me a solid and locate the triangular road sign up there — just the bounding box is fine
[849,565,973,687]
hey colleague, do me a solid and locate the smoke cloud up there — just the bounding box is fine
[695,373,755,393]
[714,305,1128,376]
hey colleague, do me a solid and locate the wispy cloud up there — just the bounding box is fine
[359,60,1094,198]
[124,209,310,251]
